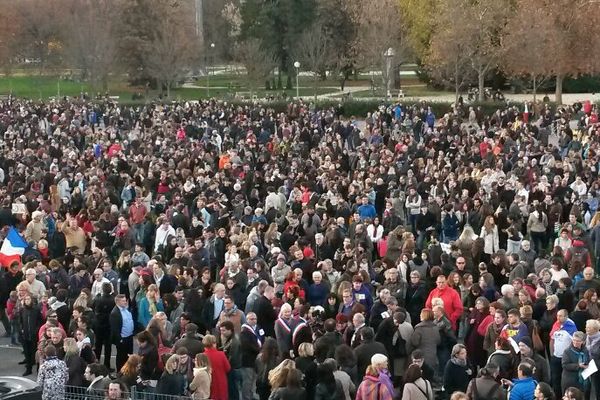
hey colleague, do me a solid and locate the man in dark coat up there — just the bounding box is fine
[254,286,277,337]
[93,283,115,370]
[314,319,343,360]
[109,294,134,372]
[353,327,388,382]
[173,323,204,358]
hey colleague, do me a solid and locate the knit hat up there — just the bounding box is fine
[519,337,533,350]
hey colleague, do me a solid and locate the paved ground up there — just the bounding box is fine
[0,335,37,380]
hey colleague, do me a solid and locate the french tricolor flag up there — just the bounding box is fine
[0,227,28,267]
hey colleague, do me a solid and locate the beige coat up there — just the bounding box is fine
[189,367,211,400]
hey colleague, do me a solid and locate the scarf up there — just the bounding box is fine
[451,357,467,367]
[586,332,600,351]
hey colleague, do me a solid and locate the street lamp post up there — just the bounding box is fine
[207,42,215,97]
[384,47,395,100]
[293,61,300,99]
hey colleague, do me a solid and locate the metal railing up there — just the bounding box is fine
[61,385,195,400]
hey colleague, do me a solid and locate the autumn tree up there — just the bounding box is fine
[425,0,475,102]
[0,1,22,74]
[426,0,511,102]
[14,0,64,73]
[398,0,438,62]
[121,0,196,96]
[502,0,600,104]
[501,3,557,101]
[62,0,123,91]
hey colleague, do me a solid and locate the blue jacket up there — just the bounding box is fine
[509,376,537,400]
[352,286,373,315]
[137,297,164,328]
[357,204,377,221]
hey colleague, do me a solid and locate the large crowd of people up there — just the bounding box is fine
[0,94,599,400]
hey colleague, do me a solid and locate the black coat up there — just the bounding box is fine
[354,339,388,382]
[65,354,86,386]
[240,327,261,368]
[314,331,342,360]
[19,304,43,341]
[94,293,115,331]
[254,295,277,337]
[156,372,185,397]
[109,305,133,344]
[443,360,474,395]
[405,283,428,325]
[158,274,178,295]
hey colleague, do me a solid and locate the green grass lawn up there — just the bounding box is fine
[0,73,434,102]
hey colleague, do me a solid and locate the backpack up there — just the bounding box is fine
[570,245,588,266]
[394,333,408,357]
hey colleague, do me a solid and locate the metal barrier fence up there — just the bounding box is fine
[62,384,194,400]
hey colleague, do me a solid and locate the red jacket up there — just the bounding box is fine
[204,348,230,400]
[425,285,464,330]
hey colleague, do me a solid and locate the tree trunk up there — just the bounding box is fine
[532,75,537,103]
[478,69,485,102]
[454,62,460,105]
[166,81,171,98]
[313,75,318,103]
[555,75,564,105]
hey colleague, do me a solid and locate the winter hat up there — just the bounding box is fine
[519,337,533,350]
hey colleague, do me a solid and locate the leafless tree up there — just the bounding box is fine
[293,23,334,101]
[235,38,278,98]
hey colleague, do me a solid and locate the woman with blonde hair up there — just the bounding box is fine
[137,284,164,328]
[480,216,499,262]
[268,359,296,391]
[190,353,212,400]
[63,337,86,387]
[156,354,185,397]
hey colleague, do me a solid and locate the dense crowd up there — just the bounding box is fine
[0,95,599,400]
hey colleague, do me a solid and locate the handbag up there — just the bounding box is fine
[532,323,544,353]
[157,334,172,370]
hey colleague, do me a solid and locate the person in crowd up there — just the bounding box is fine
[156,354,186,398]
[550,309,578,398]
[255,338,280,400]
[63,337,87,388]
[465,362,503,400]
[534,382,555,400]
[85,363,111,398]
[443,344,474,396]
[268,367,306,400]
[19,292,43,376]
[110,294,135,372]
[402,363,434,400]
[37,345,68,400]
[411,308,441,376]
[203,334,230,400]
[1,97,600,400]
[190,353,212,400]
[561,331,590,395]
[502,362,537,400]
